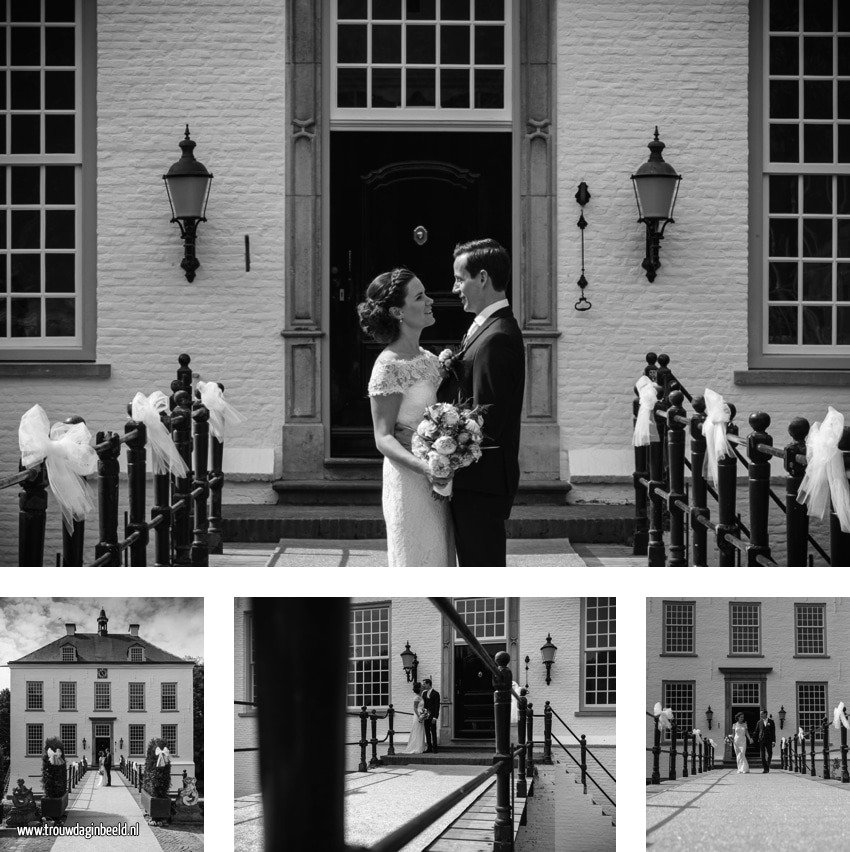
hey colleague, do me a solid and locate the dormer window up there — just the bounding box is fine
[61,645,76,662]
[129,646,144,663]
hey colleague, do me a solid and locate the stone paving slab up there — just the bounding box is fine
[646,768,850,851]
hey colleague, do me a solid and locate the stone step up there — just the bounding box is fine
[273,479,572,506]
[223,503,634,542]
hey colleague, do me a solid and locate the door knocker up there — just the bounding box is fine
[413,225,428,246]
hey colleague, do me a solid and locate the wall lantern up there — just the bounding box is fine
[630,126,681,282]
[778,705,786,729]
[705,705,714,730]
[163,125,213,283]
[540,633,557,685]
[400,640,419,684]
[82,738,86,751]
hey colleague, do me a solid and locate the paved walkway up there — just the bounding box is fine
[646,768,850,851]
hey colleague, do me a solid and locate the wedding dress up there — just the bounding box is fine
[405,695,428,754]
[368,348,455,567]
[733,722,750,773]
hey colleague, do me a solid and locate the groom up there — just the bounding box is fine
[422,679,440,753]
[439,238,525,567]
[755,709,776,772]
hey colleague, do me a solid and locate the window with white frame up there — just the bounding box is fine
[757,0,850,359]
[663,601,695,654]
[61,644,75,661]
[59,722,75,755]
[795,602,827,654]
[26,680,43,710]
[94,680,110,710]
[583,597,616,708]
[662,681,694,741]
[348,604,390,707]
[731,681,761,706]
[26,722,42,755]
[128,724,145,757]
[160,723,177,755]
[161,682,177,711]
[129,646,144,663]
[0,0,94,358]
[454,597,506,640]
[730,602,761,654]
[331,0,512,123]
[128,682,145,711]
[59,680,75,710]
[797,681,827,740]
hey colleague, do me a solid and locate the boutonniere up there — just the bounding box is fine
[439,347,462,374]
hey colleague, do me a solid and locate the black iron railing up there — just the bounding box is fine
[646,710,715,785]
[1,353,228,566]
[779,715,849,783]
[632,352,840,567]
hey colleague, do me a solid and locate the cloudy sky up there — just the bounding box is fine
[0,598,203,690]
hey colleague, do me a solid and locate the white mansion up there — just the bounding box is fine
[8,608,195,793]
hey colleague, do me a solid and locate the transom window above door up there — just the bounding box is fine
[331,0,512,124]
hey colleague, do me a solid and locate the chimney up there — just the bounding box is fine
[97,608,108,636]
[129,624,139,637]
[65,623,76,636]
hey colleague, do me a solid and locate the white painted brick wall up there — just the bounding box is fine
[645,597,849,777]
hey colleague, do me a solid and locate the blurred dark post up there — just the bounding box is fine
[633,384,649,557]
[716,413,739,567]
[651,713,661,784]
[368,709,380,768]
[822,718,830,780]
[784,418,809,566]
[516,691,527,798]
[543,700,552,763]
[94,432,121,566]
[125,417,148,567]
[681,724,688,777]
[171,388,193,565]
[669,721,677,781]
[358,706,368,773]
[191,397,210,567]
[19,462,48,567]
[525,701,534,789]
[746,413,772,565]
[666,390,687,566]
[689,397,709,566]
[830,428,850,566]
[492,651,512,852]
[647,387,666,566]
[386,705,395,756]
[61,415,87,566]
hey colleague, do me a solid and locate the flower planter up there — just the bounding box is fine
[41,792,68,820]
[141,789,172,821]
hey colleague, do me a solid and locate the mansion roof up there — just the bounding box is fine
[9,634,189,666]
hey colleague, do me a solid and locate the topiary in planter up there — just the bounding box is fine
[41,736,68,820]
[141,738,172,822]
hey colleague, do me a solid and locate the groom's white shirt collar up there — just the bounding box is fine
[467,298,510,338]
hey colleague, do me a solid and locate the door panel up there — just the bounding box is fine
[329,131,512,458]
[454,642,505,738]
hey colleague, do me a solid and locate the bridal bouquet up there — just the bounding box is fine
[724,735,734,747]
[412,402,485,499]
[420,710,431,723]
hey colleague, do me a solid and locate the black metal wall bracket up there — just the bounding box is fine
[575,181,592,311]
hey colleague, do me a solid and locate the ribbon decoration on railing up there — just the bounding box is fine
[701,388,732,487]
[130,391,188,476]
[708,738,716,750]
[155,746,171,767]
[834,701,850,730]
[633,376,659,446]
[781,737,786,748]
[197,381,246,441]
[653,702,674,730]
[797,727,805,740]
[19,405,97,532]
[797,407,850,533]
[46,748,63,765]
[692,729,702,745]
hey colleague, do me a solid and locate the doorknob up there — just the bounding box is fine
[413,225,428,245]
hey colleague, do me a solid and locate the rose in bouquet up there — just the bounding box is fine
[421,710,431,723]
[412,401,485,499]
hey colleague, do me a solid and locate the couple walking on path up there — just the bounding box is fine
[732,709,776,774]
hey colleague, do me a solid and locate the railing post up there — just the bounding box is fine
[516,691,527,798]
[841,717,849,783]
[633,382,649,557]
[830,428,850,565]
[689,397,709,566]
[690,733,697,776]
[543,700,552,763]
[525,701,534,790]
[666,390,687,567]
[387,704,395,756]
[784,418,810,566]
[18,462,48,567]
[492,651,513,852]
[191,397,210,567]
[715,412,739,567]
[651,714,661,785]
[138,766,143,793]
[208,391,225,555]
[746,412,772,566]
[810,729,816,777]
[669,721,677,781]
[369,709,380,768]
[358,706,368,773]
[793,734,799,772]
[170,387,194,566]
[681,723,688,778]
[125,417,148,567]
[58,416,87,566]
[822,718,830,780]
[580,734,588,794]
[647,384,666,567]
[94,431,122,567]
[801,732,807,774]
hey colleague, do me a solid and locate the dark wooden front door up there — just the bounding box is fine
[329,130,512,458]
[454,642,505,738]
[94,735,110,761]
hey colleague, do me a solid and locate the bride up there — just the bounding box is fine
[733,713,753,773]
[358,267,455,567]
[405,683,428,754]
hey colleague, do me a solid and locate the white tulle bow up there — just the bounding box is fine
[797,727,805,739]
[653,702,674,731]
[797,408,850,533]
[701,388,732,487]
[19,405,97,532]
[47,748,63,765]
[780,737,786,748]
[633,376,659,447]
[155,746,171,767]
[693,729,702,745]
[130,391,188,477]
[197,381,245,441]
[834,702,849,730]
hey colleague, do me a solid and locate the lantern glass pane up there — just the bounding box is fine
[634,175,678,220]
[166,175,209,220]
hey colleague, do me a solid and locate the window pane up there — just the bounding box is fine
[802,262,832,299]
[839,219,850,256]
[802,217,831,256]
[338,0,367,18]
[0,262,6,292]
[337,25,367,63]
[11,70,41,109]
[11,26,40,65]
[839,126,850,163]
[770,175,799,213]
[45,166,74,204]
[11,297,40,336]
[11,114,40,153]
[46,209,73,248]
[443,0,470,20]
[0,299,6,335]
[475,0,504,21]
[12,209,40,248]
[11,0,40,23]
[45,253,73,291]
[45,27,75,65]
[804,123,832,162]
[441,68,470,108]
[372,0,401,19]
[338,69,367,107]
[840,37,850,74]
[769,305,798,343]
[803,0,832,31]
[11,254,39,291]
[769,217,798,256]
[372,68,400,107]
[441,25,470,64]
[803,36,831,75]
[45,70,75,109]
[12,166,39,204]
[475,25,504,64]
[802,304,831,343]
[804,80,832,119]
[406,68,435,106]
[407,25,435,63]
[372,24,401,63]
[770,0,798,31]
[406,0,435,20]
[769,261,798,299]
[45,0,75,23]
[837,305,850,342]
[803,174,831,212]
[838,263,850,298]
[770,36,798,74]
[45,298,72,335]
[474,68,503,108]
[770,80,798,119]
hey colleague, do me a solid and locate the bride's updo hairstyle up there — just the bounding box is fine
[412,682,422,695]
[357,267,416,344]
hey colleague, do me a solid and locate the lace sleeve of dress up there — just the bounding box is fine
[368,358,410,397]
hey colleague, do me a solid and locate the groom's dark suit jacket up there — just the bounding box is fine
[423,688,440,719]
[755,717,776,745]
[437,306,525,518]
